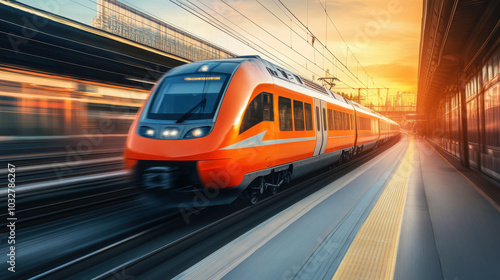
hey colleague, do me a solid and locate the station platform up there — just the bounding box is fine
[173,135,500,280]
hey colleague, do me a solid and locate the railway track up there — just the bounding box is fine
[0,150,131,226]
[0,179,136,227]
[20,136,401,280]
[0,150,124,186]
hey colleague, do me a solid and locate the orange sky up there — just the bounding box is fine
[325,0,424,93]
[161,0,423,96]
[22,0,423,96]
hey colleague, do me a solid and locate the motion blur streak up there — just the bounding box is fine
[0,67,146,139]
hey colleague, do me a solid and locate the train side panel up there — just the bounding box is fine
[355,110,380,151]
[269,85,317,168]
[325,104,356,153]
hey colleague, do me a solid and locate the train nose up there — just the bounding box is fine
[143,166,177,190]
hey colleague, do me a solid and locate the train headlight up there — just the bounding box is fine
[162,127,180,138]
[184,126,211,139]
[139,126,156,138]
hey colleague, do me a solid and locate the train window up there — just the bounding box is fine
[305,103,313,131]
[279,96,293,131]
[327,109,334,131]
[342,113,346,130]
[334,110,340,130]
[322,108,327,131]
[293,100,305,131]
[342,112,348,130]
[240,92,274,134]
[347,113,351,130]
[347,114,351,130]
[148,73,229,121]
[340,111,345,130]
[315,107,320,131]
[263,93,274,122]
[358,116,371,130]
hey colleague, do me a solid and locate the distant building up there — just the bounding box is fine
[363,89,385,108]
[360,90,416,113]
[382,91,416,111]
[400,92,416,110]
[92,0,235,62]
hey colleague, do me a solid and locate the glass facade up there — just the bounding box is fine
[92,0,235,62]
[430,47,500,178]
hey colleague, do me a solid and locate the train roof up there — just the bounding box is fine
[245,56,398,125]
[164,58,246,76]
[167,56,399,125]
[252,57,356,110]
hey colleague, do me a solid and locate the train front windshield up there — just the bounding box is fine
[147,74,229,121]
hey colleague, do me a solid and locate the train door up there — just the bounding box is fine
[313,98,328,156]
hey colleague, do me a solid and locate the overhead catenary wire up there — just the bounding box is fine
[316,0,387,89]
[202,0,361,91]
[120,0,305,76]
[274,0,370,89]
[172,0,337,84]
[171,0,308,76]
[88,0,369,92]
[272,0,390,102]
[244,0,367,89]
[83,0,359,91]
[184,0,361,89]
[127,0,387,100]
[220,0,333,75]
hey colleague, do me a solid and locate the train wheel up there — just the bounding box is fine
[283,171,291,186]
[345,150,352,162]
[336,151,349,167]
[269,174,281,195]
[245,177,265,205]
[269,183,279,195]
[270,170,291,195]
[340,152,346,165]
[334,154,343,167]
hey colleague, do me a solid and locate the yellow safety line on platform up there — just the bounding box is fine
[332,138,414,280]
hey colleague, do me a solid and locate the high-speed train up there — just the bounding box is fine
[124,56,399,206]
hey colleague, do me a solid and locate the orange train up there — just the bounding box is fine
[124,56,399,206]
